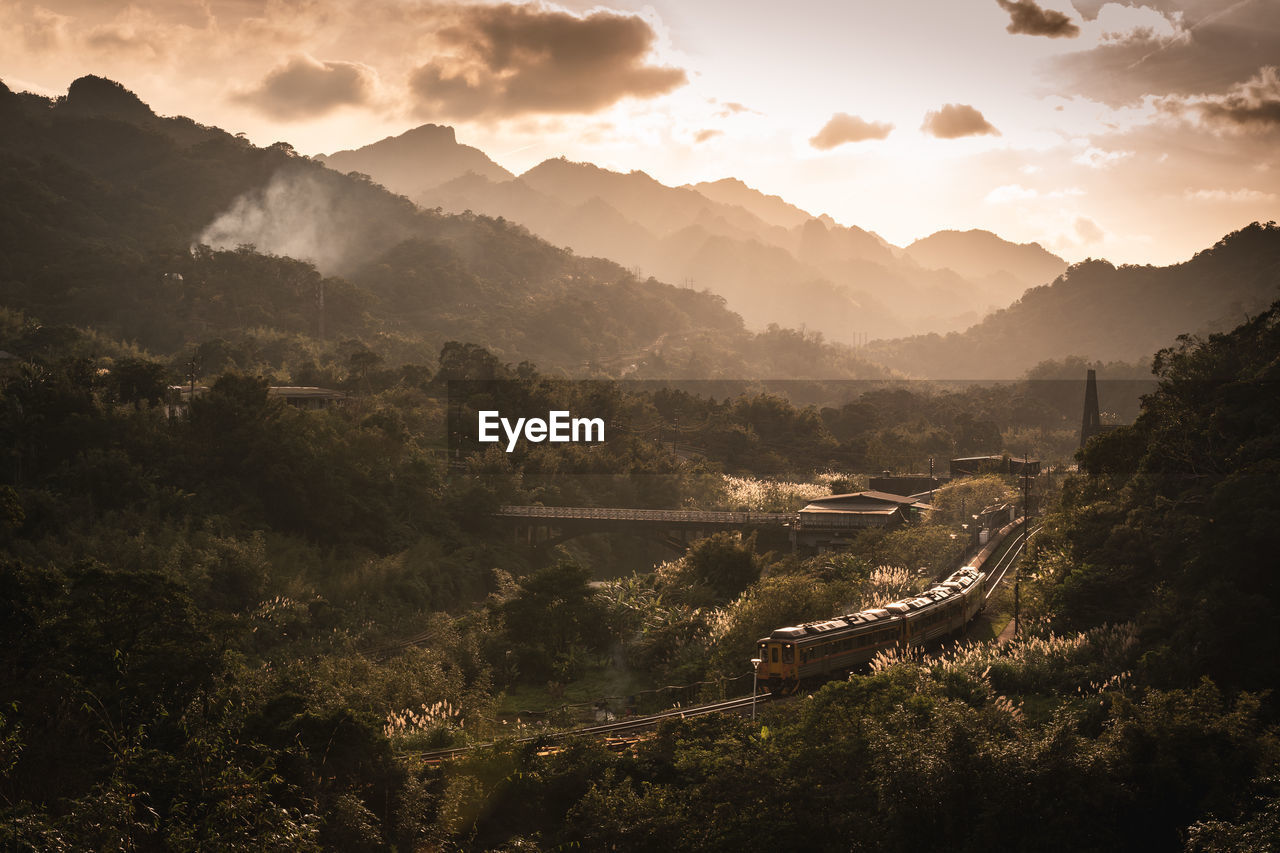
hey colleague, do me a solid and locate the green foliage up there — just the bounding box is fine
[4,75,1280,851]
[493,561,611,684]
[929,474,1015,523]
[860,523,968,576]
[422,664,1277,852]
[1041,300,1280,690]
[662,532,763,605]
[705,572,860,677]
[1186,776,1280,852]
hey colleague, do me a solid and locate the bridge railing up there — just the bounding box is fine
[496,505,794,525]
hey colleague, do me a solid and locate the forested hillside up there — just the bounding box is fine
[867,222,1280,377]
[0,75,883,380]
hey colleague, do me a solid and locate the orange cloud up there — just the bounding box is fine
[921,103,1000,139]
[409,3,687,120]
[809,112,893,149]
[234,54,380,120]
[995,0,1079,38]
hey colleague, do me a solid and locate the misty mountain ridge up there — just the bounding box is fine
[6,76,1273,386]
[685,177,836,232]
[0,74,890,380]
[317,123,513,200]
[311,122,1267,384]
[905,228,1067,289]
[866,221,1280,378]
[323,123,1070,342]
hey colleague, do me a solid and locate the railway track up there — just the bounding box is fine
[983,522,1041,602]
[405,522,1031,765]
[410,693,772,765]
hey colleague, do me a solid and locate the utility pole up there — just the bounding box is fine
[1014,566,1020,637]
[316,278,326,341]
[185,351,199,418]
[1022,452,1032,522]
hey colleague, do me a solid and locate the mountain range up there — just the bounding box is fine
[3,75,1277,382]
[0,75,886,379]
[865,222,1280,377]
[317,126,1070,342]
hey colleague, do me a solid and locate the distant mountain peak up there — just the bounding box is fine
[322,122,463,160]
[904,228,1066,289]
[317,122,511,194]
[686,177,823,231]
[397,123,457,145]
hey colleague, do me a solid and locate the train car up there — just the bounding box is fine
[755,566,986,695]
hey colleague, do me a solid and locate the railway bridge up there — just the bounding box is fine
[494,505,795,551]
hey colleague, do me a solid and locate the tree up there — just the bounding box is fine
[497,561,610,682]
[110,357,169,409]
[670,532,762,604]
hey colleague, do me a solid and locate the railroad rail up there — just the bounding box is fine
[983,521,1039,601]
[402,520,1030,764]
[410,693,772,765]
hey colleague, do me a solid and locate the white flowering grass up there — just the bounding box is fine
[920,623,1139,697]
[384,699,462,740]
[719,475,831,512]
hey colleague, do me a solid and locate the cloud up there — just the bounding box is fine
[921,103,1001,138]
[1074,216,1105,244]
[995,0,1079,38]
[694,128,722,143]
[1193,66,1280,131]
[22,7,71,51]
[713,100,760,118]
[234,54,379,120]
[985,184,1039,203]
[1184,187,1277,203]
[1051,1,1279,106]
[985,183,1083,203]
[808,112,893,149]
[1093,3,1186,47]
[1073,146,1132,168]
[408,3,687,119]
[82,6,176,60]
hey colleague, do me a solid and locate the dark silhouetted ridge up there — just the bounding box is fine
[61,75,155,121]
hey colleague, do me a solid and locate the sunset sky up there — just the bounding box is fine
[2,0,1277,264]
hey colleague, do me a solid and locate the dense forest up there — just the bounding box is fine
[3,292,1278,848]
[2,73,1280,851]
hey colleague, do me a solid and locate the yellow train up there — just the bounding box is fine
[755,566,987,695]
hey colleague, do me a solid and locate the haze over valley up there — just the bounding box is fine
[319,124,1075,344]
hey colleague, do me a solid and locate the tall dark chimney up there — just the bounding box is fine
[1080,369,1102,448]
